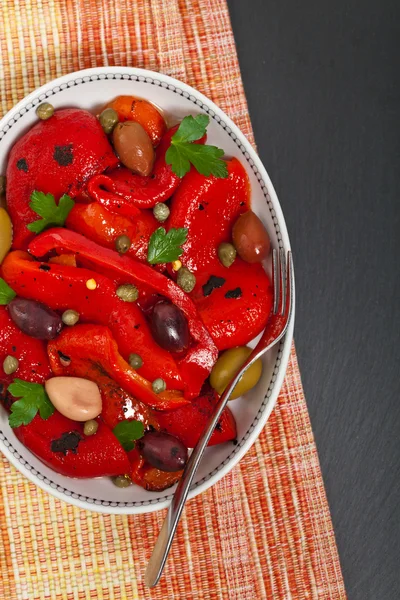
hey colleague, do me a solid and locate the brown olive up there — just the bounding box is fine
[112,121,155,176]
[232,210,270,263]
[138,431,188,472]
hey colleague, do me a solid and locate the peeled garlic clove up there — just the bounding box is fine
[45,377,102,421]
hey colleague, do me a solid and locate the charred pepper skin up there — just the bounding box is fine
[6,108,118,249]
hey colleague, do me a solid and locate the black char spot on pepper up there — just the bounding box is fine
[225,287,242,299]
[51,431,82,455]
[12,346,17,352]
[53,144,74,167]
[198,203,205,211]
[57,350,70,362]
[215,422,222,432]
[39,264,51,271]
[16,158,29,172]
[240,201,245,206]
[202,275,226,297]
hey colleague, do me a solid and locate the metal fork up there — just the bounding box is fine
[145,249,294,588]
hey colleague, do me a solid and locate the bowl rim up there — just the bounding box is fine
[0,66,295,514]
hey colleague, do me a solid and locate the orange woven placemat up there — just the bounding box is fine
[0,1,346,598]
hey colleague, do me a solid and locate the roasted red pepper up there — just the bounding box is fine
[191,259,273,350]
[128,447,182,491]
[66,201,158,263]
[0,307,130,478]
[15,413,131,478]
[87,127,180,210]
[2,251,183,390]
[29,230,219,399]
[168,157,250,272]
[99,375,159,430]
[0,306,51,390]
[47,324,189,411]
[86,127,205,211]
[6,109,118,249]
[156,386,237,448]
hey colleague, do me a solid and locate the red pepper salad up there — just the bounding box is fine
[0,96,273,491]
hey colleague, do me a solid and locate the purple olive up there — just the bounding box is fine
[8,297,63,340]
[138,431,188,472]
[150,301,190,354]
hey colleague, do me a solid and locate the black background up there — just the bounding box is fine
[227,1,399,598]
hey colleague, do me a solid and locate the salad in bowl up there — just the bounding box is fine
[0,68,292,513]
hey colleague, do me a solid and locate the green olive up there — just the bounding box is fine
[99,108,119,134]
[3,355,19,375]
[0,175,6,196]
[177,267,196,293]
[116,284,139,302]
[83,419,99,436]
[115,234,131,254]
[62,309,80,326]
[36,102,54,120]
[112,474,132,488]
[153,202,170,223]
[210,346,262,400]
[129,353,143,369]
[218,242,237,268]
[152,378,166,394]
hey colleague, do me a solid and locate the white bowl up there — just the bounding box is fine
[0,67,294,514]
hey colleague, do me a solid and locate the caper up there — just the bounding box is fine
[0,175,6,196]
[218,242,237,268]
[115,234,131,254]
[112,474,132,488]
[36,102,55,120]
[153,202,170,223]
[177,266,196,293]
[129,353,143,369]
[62,309,80,326]
[83,419,99,436]
[152,378,166,394]
[3,355,19,375]
[99,108,119,134]
[116,284,139,302]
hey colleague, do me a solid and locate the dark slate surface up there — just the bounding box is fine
[227,1,400,598]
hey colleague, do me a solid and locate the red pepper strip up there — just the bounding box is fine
[6,108,118,249]
[29,230,219,399]
[2,251,183,390]
[0,306,51,393]
[86,127,205,210]
[191,259,273,351]
[14,413,131,478]
[87,174,143,219]
[66,201,158,263]
[47,324,189,411]
[127,447,182,492]
[168,157,250,273]
[156,386,237,448]
[89,372,159,431]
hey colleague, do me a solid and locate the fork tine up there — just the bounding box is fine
[272,249,279,315]
[285,251,293,317]
[279,248,287,316]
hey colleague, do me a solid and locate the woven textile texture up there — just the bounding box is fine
[0,1,346,599]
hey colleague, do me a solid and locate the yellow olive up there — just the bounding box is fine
[210,346,262,400]
[0,207,12,264]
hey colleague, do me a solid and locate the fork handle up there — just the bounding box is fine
[145,336,279,588]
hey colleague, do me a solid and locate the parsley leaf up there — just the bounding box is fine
[0,278,16,305]
[147,227,188,264]
[7,379,54,428]
[27,190,75,234]
[113,420,145,452]
[166,114,228,179]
